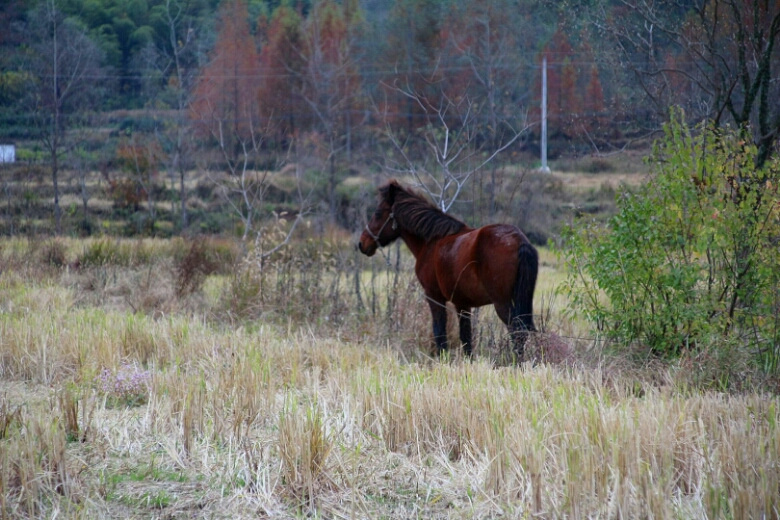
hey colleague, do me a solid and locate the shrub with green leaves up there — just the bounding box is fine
[560,110,780,367]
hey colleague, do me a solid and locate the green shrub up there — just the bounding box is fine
[40,240,68,267]
[77,238,144,267]
[560,109,780,368]
[78,239,120,267]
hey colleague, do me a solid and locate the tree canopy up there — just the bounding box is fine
[0,0,777,166]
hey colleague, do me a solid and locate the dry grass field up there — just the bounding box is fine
[1,232,778,520]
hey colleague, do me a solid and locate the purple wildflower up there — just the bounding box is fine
[98,362,151,404]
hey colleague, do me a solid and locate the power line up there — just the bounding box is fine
[28,55,720,82]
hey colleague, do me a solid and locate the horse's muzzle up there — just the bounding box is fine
[357,238,377,257]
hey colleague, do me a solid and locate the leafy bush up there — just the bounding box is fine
[78,239,122,267]
[560,110,780,369]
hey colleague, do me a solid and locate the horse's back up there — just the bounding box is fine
[477,224,529,251]
[430,224,529,308]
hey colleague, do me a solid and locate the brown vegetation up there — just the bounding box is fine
[0,235,777,518]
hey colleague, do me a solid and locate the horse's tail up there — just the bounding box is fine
[510,241,538,358]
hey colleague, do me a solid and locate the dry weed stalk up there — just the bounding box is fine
[0,398,80,518]
[277,398,336,510]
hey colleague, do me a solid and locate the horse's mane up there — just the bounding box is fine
[380,181,467,241]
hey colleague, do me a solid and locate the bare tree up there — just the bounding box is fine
[445,0,534,217]
[193,102,310,244]
[156,0,200,230]
[191,0,310,246]
[21,0,104,234]
[591,0,780,168]
[380,82,530,214]
[210,124,273,242]
[294,0,366,223]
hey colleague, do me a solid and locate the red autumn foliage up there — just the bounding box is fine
[257,3,305,141]
[190,0,261,143]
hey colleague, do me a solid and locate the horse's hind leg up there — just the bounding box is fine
[495,303,530,362]
[428,300,448,356]
[458,309,473,358]
[509,321,531,361]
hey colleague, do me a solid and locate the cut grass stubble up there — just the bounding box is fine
[0,239,778,518]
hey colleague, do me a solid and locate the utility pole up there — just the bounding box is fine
[540,55,550,173]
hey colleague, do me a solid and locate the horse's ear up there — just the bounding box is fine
[385,179,400,204]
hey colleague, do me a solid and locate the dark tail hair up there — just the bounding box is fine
[510,242,538,357]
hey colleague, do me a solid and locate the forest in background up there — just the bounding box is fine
[0,0,778,237]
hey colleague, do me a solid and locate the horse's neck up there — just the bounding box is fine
[398,230,430,260]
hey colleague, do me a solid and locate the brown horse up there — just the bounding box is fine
[358,179,538,360]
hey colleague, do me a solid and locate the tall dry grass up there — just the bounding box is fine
[0,236,778,518]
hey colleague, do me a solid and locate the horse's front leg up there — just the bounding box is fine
[458,309,473,358]
[427,300,448,356]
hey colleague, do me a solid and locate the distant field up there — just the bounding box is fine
[1,235,778,519]
[0,151,646,238]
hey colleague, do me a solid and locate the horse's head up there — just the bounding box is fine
[358,180,402,256]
